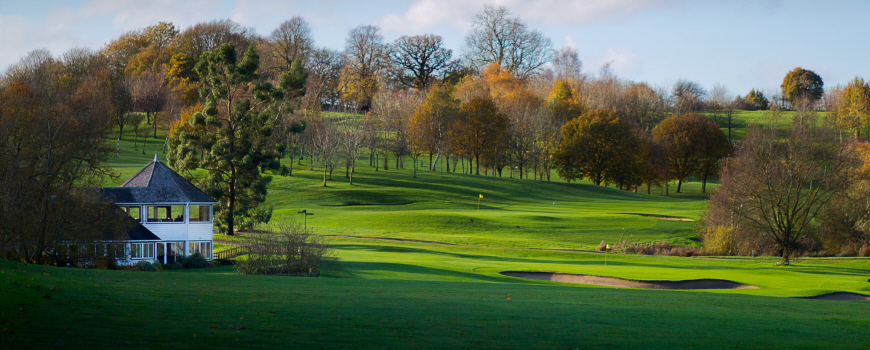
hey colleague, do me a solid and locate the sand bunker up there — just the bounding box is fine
[616,213,693,221]
[501,271,758,290]
[800,292,870,301]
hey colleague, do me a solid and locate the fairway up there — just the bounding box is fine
[3,127,870,349]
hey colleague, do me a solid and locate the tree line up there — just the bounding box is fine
[4,4,870,261]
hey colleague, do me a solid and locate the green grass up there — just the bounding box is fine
[2,259,870,349]
[4,115,867,348]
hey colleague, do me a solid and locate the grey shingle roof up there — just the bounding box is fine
[102,155,217,204]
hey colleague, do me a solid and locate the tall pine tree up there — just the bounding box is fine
[168,43,287,235]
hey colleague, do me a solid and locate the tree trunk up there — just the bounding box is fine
[228,170,236,236]
[475,154,480,175]
[701,170,709,193]
[677,179,683,193]
[350,159,356,185]
[412,156,418,178]
[446,154,450,172]
[323,166,328,187]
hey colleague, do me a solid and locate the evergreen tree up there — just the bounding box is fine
[168,43,287,235]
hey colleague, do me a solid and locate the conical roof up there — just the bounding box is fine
[102,155,217,204]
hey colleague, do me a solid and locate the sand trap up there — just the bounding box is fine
[616,213,693,221]
[800,292,870,301]
[501,271,758,290]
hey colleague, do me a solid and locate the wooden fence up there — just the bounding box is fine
[213,246,246,260]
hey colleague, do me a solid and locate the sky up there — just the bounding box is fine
[0,0,867,97]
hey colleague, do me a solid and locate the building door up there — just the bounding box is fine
[156,243,165,264]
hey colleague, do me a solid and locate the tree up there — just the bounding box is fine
[455,96,509,175]
[410,85,460,174]
[302,48,343,112]
[652,113,714,193]
[308,118,339,186]
[0,49,127,264]
[705,116,856,265]
[167,43,285,236]
[744,89,769,110]
[781,67,824,106]
[547,80,584,124]
[672,79,704,114]
[695,122,733,193]
[269,17,313,72]
[110,77,134,140]
[341,25,387,111]
[131,72,168,138]
[551,46,582,82]
[463,4,553,79]
[552,109,643,187]
[835,77,870,138]
[388,34,453,90]
[337,111,366,184]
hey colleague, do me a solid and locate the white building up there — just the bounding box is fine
[102,155,217,264]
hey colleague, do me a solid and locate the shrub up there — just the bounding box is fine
[134,261,157,272]
[859,244,870,257]
[237,222,330,276]
[703,225,737,256]
[166,261,183,270]
[152,261,164,271]
[181,253,211,269]
[596,241,607,252]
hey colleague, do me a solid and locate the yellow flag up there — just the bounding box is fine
[479,194,483,198]
[606,244,611,250]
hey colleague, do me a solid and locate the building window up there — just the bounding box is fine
[189,241,212,258]
[147,205,184,223]
[189,205,211,222]
[121,206,140,220]
[131,243,154,259]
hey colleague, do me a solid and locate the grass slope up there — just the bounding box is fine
[5,116,866,348]
[2,260,870,349]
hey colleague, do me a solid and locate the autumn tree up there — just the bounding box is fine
[696,122,733,193]
[388,34,453,90]
[547,79,584,124]
[410,85,460,174]
[269,17,313,72]
[623,82,666,131]
[0,49,127,263]
[455,96,509,175]
[781,67,824,106]
[463,4,553,79]
[652,113,717,193]
[705,116,856,265]
[337,111,366,184]
[167,43,286,236]
[130,71,168,138]
[551,46,582,82]
[341,25,387,111]
[744,89,769,110]
[301,48,342,112]
[834,77,870,138]
[672,79,704,114]
[553,109,643,187]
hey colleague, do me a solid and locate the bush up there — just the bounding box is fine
[181,253,211,269]
[152,261,164,271]
[237,222,330,276]
[703,225,737,256]
[166,261,183,270]
[596,241,607,252]
[134,261,157,272]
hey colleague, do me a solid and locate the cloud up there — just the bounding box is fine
[563,35,577,49]
[376,0,681,34]
[601,47,639,75]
